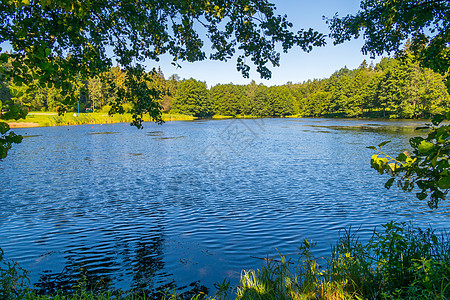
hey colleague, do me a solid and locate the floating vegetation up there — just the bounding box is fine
[146,131,164,136]
[21,134,42,138]
[305,124,426,134]
[129,153,143,156]
[87,131,119,135]
[316,130,332,133]
[152,136,185,140]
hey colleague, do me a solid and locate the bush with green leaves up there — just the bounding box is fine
[369,113,449,208]
[0,248,30,299]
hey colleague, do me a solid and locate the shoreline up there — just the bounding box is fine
[4,112,195,128]
[4,113,434,129]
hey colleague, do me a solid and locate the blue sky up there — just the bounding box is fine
[150,0,384,87]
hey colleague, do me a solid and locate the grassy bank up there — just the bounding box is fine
[6,112,429,129]
[5,112,195,128]
[1,222,448,299]
[5,112,290,129]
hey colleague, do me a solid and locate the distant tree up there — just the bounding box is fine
[346,63,373,117]
[211,84,241,116]
[266,86,294,117]
[87,76,103,112]
[172,79,213,117]
[326,67,353,116]
[244,82,268,116]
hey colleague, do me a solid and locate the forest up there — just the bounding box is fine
[1,51,449,120]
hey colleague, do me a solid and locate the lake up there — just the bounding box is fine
[0,118,448,296]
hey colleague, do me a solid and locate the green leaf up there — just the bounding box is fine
[0,53,8,63]
[388,163,397,172]
[396,153,407,162]
[416,180,427,190]
[409,136,424,148]
[431,234,438,244]
[378,140,391,148]
[385,178,395,189]
[418,140,434,153]
[437,176,450,189]
[0,122,10,135]
[367,146,376,150]
[416,192,428,200]
[432,114,445,126]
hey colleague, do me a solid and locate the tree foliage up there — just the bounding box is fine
[369,115,449,209]
[327,0,450,76]
[172,78,213,117]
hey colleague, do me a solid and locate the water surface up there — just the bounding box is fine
[0,118,448,295]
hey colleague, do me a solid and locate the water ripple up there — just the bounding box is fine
[0,120,448,295]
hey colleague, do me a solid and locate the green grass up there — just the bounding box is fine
[1,223,448,300]
[5,112,194,128]
[233,222,449,300]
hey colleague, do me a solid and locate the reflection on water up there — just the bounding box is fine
[0,118,448,296]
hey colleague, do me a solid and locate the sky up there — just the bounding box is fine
[149,0,384,87]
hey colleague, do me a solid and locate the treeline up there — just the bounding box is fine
[1,53,449,119]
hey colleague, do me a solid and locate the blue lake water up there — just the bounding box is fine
[0,118,448,295]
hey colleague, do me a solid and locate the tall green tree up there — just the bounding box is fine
[172,78,212,117]
[211,84,241,116]
[266,85,294,117]
[244,82,268,116]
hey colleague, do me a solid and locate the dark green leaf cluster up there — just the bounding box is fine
[0,91,26,159]
[369,114,449,208]
[0,122,22,160]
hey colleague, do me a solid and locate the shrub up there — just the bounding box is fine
[234,222,449,300]
[0,248,30,299]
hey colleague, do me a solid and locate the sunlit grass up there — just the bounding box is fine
[233,222,449,300]
[4,112,194,128]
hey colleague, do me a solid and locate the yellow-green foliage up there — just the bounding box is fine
[6,112,194,128]
[233,222,449,300]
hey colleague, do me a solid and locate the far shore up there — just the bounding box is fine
[4,112,195,128]
[7,122,41,128]
[5,111,435,129]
